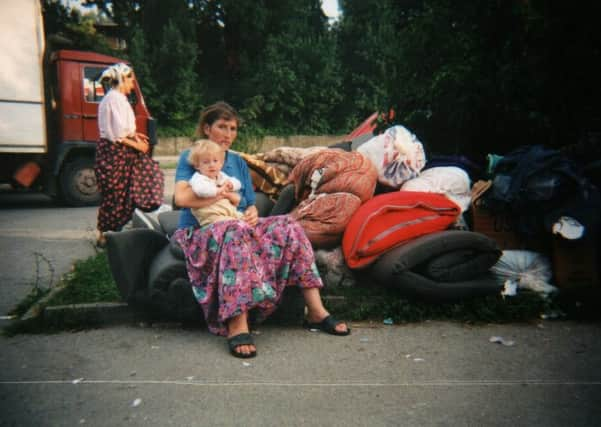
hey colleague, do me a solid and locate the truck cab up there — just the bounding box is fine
[0,0,156,206]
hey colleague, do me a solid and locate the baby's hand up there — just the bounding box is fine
[223,181,234,192]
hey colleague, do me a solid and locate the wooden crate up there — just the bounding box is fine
[551,236,600,288]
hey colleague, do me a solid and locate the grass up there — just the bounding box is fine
[45,251,120,306]
[7,287,51,318]
[325,285,557,325]
[157,160,178,169]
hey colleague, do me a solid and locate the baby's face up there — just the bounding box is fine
[196,153,224,180]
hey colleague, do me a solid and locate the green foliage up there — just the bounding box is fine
[46,251,119,306]
[244,32,343,134]
[47,0,601,148]
[151,20,201,125]
[42,0,116,55]
[7,287,50,318]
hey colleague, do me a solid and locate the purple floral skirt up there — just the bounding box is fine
[173,215,323,336]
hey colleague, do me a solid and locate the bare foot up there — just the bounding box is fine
[95,230,107,248]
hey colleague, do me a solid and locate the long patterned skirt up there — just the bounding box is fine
[94,138,164,232]
[173,215,323,336]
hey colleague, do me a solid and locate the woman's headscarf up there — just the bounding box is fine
[99,63,132,88]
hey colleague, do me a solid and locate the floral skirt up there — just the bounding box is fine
[95,139,164,232]
[173,215,323,336]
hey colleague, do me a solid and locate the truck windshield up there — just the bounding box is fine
[83,67,106,103]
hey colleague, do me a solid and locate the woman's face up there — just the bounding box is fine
[203,118,238,151]
[120,72,136,95]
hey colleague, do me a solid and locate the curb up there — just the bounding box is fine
[43,302,138,327]
[5,294,349,333]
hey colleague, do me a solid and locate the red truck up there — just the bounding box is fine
[0,0,156,206]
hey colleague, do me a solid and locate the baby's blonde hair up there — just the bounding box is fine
[188,139,225,166]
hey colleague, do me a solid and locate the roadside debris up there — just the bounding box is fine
[489,336,515,346]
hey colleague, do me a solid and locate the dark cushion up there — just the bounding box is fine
[381,270,502,302]
[158,211,181,236]
[418,249,501,282]
[255,191,275,217]
[105,229,169,303]
[370,230,502,301]
[148,242,188,293]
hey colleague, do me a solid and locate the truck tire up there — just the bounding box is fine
[60,157,101,206]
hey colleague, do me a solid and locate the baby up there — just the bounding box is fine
[188,139,244,226]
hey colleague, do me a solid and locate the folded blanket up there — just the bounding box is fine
[342,191,461,269]
[238,152,290,198]
[260,146,329,167]
[288,150,378,248]
[290,192,362,248]
[288,149,377,203]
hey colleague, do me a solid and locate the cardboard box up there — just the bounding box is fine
[470,200,550,255]
[551,236,600,289]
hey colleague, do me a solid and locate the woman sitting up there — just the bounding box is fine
[173,101,350,358]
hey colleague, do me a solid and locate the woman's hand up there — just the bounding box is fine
[242,205,259,226]
[121,135,149,154]
[136,132,149,143]
[134,134,150,153]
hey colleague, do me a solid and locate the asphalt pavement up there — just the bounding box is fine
[1,160,600,426]
[1,321,600,426]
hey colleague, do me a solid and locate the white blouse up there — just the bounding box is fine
[98,89,136,142]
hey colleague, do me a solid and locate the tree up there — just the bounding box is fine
[42,0,114,54]
[152,19,201,126]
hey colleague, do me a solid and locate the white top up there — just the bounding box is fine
[189,171,242,197]
[98,89,136,142]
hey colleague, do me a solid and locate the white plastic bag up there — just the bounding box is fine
[357,125,426,188]
[491,250,557,295]
[401,166,471,212]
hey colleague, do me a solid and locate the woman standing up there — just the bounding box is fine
[94,63,163,247]
[173,101,349,358]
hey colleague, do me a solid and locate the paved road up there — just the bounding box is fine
[0,167,175,317]
[1,321,600,426]
[0,191,98,317]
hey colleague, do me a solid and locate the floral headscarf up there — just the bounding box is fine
[100,63,132,88]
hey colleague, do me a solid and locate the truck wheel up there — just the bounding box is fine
[60,158,101,206]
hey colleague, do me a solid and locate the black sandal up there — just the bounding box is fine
[227,333,257,358]
[303,315,351,336]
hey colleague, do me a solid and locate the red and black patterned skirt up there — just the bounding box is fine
[94,138,164,232]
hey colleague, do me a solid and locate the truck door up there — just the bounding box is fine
[81,65,106,142]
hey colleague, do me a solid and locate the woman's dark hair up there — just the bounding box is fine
[195,101,241,138]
